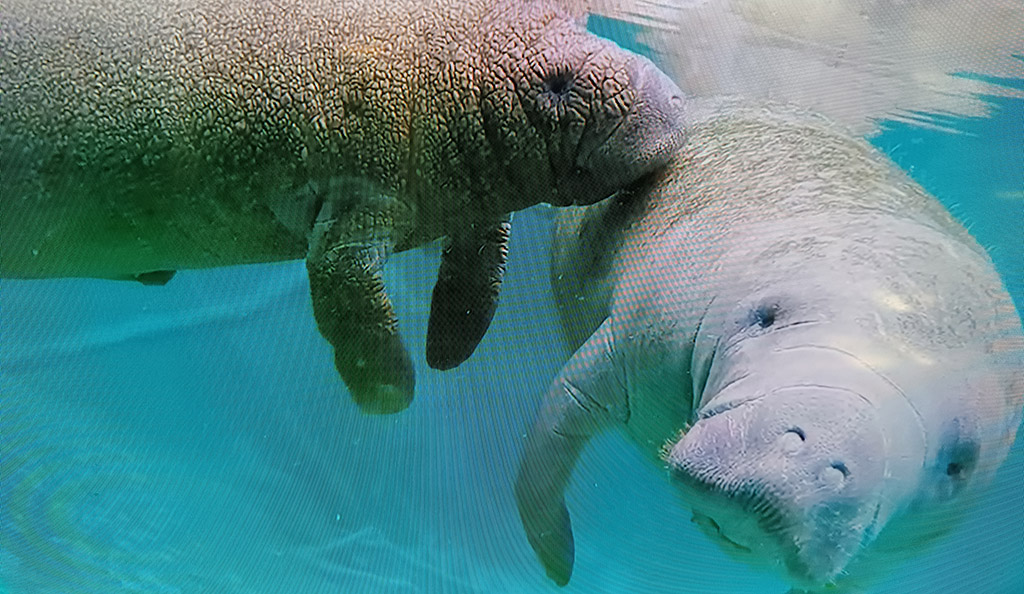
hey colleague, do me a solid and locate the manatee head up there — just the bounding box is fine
[662,274,1021,591]
[474,1,688,209]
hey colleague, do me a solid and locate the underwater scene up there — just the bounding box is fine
[2,1,1022,593]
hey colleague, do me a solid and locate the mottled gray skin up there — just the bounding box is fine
[515,99,1024,590]
[0,0,687,413]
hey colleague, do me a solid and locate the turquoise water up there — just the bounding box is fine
[2,22,1023,594]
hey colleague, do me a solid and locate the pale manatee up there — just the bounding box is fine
[0,0,686,414]
[514,99,1024,591]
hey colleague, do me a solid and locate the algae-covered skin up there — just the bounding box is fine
[515,100,1024,590]
[0,0,687,413]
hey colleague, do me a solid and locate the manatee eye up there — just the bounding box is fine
[541,68,575,97]
[943,441,979,480]
[748,302,780,329]
[936,419,980,497]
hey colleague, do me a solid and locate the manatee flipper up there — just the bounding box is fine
[425,215,512,370]
[306,199,414,415]
[515,319,628,585]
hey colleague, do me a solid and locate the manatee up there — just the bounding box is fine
[514,99,1024,590]
[0,0,687,414]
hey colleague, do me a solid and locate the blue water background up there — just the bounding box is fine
[2,19,1022,594]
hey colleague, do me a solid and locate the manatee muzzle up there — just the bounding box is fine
[665,386,901,587]
[560,55,687,206]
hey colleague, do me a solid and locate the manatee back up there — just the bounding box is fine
[0,0,489,278]
[4,0,690,281]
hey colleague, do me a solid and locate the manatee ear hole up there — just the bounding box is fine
[749,302,780,328]
[542,68,575,96]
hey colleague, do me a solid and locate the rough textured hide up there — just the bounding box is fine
[516,99,1024,591]
[0,0,687,411]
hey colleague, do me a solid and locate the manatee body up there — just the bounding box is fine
[515,99,1024,590]
[0,0,686,413]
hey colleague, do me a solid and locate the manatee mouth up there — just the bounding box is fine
[690,511,752,553]
[687,506,841,588]
[673,317,927,588]
[665,386,892,588]
[670,455,853,588]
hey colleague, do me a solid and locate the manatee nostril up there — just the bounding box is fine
[820,462,849,488]
[779,428,806,454]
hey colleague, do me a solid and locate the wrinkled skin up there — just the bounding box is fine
[515,99,1024,590]
[0,0,687,413]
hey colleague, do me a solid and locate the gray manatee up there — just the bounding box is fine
[514,99,1024,590]
[0,0,686,413]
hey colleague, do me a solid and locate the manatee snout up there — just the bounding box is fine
[557,54,687,206]
[666,388,893,587]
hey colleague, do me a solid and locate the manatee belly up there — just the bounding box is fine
[0,155,308,279]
